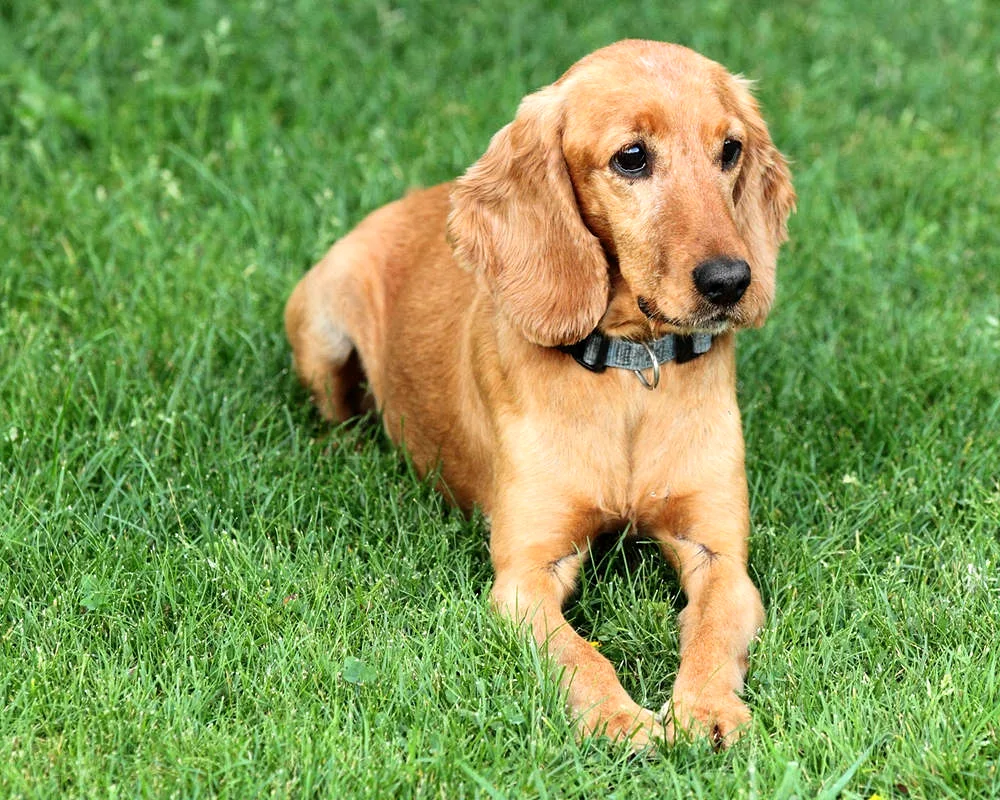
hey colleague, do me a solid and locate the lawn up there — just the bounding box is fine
[2,0,999,797]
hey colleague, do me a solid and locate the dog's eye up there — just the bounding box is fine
[721,138,742,171]
[611,143,649,177]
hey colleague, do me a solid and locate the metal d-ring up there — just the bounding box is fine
[632,340,660,390]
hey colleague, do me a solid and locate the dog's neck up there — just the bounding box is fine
[557,328,714,389]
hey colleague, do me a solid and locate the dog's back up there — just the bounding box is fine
[284,183,494,507]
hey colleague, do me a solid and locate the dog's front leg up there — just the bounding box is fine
[650,495,765,748]
[488,495,664,749]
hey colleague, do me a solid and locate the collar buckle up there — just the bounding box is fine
[673,335,697,364]
[559,331,610,373]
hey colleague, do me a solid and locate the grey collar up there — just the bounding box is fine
[558,330,713,389]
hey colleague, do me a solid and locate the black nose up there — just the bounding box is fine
[692,257,751,306]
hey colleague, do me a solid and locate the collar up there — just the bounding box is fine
[558,330,713,389]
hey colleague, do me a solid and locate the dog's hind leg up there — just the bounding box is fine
[284,254,372,423]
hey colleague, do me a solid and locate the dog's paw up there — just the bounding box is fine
[577,704,667,753]
[659,692,751,749]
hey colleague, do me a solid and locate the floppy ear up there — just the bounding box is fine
[447,89,610,347]
[729,78,796,323]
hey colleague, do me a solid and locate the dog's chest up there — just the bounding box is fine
[501,375,732,518]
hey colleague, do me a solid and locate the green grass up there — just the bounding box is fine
[2,0,999,797]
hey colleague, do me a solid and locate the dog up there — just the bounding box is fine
[285,39,795,748]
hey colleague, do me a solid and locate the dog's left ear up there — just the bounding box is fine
[729,77,796,316]
[447,88,610,347]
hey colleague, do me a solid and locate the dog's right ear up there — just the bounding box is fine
[447,89,610,348]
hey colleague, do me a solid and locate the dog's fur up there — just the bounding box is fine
[285,40,794,748]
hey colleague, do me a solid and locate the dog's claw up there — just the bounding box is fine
[659,693,752,749]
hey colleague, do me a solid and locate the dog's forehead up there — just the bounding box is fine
[561,43,734,130]
[566,40,726,93]
[561,66,735,160]
[565,39,722,79]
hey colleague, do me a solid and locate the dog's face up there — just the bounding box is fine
[449,40,795,346]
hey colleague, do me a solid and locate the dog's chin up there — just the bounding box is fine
[633,295,751,337]
[602,294,762,340]
[691,318,734,335]
[598,314,733,342]
[657,319,731,337]
[647,309,743,337]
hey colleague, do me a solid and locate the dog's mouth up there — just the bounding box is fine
[637,296,741,334]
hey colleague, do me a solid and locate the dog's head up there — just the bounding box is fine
[448,40,796,347]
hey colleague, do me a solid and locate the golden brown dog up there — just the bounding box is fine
[285,39,794,748]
